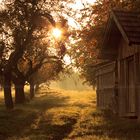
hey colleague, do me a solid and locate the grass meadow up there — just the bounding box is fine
[0,86,140,140]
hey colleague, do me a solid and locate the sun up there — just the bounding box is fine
[52,28,62,39]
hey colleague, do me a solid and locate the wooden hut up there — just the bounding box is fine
[96,10,140,118]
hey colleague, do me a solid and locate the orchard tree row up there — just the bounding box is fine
[0,0,68,109]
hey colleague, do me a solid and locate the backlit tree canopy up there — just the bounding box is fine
[0,0,69,109]
[67,0,140,86]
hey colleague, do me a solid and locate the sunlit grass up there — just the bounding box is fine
[0,87,140,140]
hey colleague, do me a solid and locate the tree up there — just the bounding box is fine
[16,15,68,100]
[0,0,70,108]
[0,0,57,108]
[28,59,64,98]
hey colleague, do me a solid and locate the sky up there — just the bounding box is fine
[0,0,5,10]
[65,0,96,29]
[69,0,95,9]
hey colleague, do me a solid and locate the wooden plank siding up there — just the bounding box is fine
[117,38,140,117]
[96,62,117,112]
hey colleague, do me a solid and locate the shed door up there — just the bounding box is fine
[127,57,136,114]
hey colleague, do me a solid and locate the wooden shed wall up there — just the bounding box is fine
[96,62,117,110]
[118,38,139,59]
[117,38,140,117]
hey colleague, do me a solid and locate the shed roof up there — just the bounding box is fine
[112,10,140,45]
[99,10,140,60]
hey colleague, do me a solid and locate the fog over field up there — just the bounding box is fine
[50,72,93,91]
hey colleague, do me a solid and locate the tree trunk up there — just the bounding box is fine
[35,84,39,92]
[3,73,14,109]
[30,83,35,99]
[14,80,25,104]
[0,85,2,91]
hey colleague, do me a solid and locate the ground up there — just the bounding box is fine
[0,87,140,140]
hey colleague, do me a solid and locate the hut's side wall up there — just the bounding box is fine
[96,62,116,111]
[118,38,138,59]
[118,38,140,117]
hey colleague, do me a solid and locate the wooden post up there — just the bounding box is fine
[135,53,140,120]
[118,59,127,117]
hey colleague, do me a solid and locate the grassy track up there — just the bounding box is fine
[0,88,140,140]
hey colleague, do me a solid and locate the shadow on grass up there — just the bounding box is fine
[26,113,77,140]
[0,91,73,140]
[0,108,36,140]
[24,91,78,140]
[89,109,140,140]
[1,90,140,140]
[29,91,70,110]
[67,108,140,140]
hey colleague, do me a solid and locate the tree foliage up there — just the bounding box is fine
[68,0,140,86]
[0,0,68,108]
